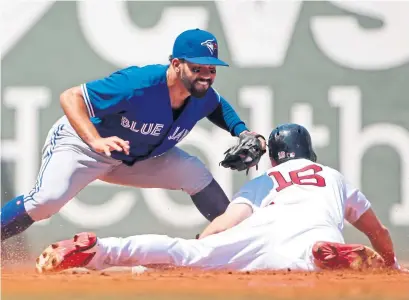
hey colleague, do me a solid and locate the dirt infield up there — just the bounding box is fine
[2,266,409,300]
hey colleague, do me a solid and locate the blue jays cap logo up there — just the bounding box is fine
[200,39,218,55]
[172,29,228,66]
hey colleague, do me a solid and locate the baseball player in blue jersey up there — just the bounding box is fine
[1,29,266,241]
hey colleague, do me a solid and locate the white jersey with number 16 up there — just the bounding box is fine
[230,158,371,235]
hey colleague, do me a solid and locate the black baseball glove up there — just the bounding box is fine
[220,131,266,174]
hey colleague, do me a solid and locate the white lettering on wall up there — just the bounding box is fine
[215,1,302,67]
[329,86,409,226]
[1,1,54,58]
[1,87,50,194]
[290,103,330,149]
[77,1,209,67]
[59,187,138,228]
[311,2,409,70]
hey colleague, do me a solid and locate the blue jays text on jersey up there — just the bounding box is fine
[80,64,248,165]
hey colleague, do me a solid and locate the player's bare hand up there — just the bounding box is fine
[240,130,267,151]
[90,136,130,156]
[258,135,267,151]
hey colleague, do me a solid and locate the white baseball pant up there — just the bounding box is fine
[24,116,213,221]
[85,206,345,272]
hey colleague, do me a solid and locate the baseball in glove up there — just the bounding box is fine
[220,131,266,174]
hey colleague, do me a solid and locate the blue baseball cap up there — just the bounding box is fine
[172,29,229,67]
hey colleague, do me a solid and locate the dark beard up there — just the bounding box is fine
[180,72,211,98]
[190,83,210,98]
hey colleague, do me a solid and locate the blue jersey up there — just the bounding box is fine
[81,64,247,165]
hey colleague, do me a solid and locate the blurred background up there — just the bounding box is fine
[1,0,409,265]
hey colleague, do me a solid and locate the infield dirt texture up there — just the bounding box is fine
[2,265,409,300]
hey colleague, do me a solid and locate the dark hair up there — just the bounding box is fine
[168,55,185,63]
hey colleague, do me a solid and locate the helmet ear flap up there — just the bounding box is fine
[267,133,276,158]
[268,145,273,158]
[311,150,317,162]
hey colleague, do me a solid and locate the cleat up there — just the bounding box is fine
[312,241,385,270]
[35,232,97,274]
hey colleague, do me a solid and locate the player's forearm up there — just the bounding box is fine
[198,215,236,239]
[367,227,396,267]
[207,98,248,137]
[199,205,252,239]
[60,87,101,145]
